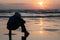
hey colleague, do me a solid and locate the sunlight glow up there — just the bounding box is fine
[37,0,48,9]
[39,31,44,34]
[38,1,43,6]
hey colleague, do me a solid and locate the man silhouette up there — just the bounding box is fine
[7,12,29,40]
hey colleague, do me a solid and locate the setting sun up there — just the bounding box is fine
[37,0,48,9]
[38,1,43,6]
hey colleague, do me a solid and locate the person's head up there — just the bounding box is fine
[15,12,21,16]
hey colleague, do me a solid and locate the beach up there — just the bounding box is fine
[0,13,60,40]
[0,0,60,40]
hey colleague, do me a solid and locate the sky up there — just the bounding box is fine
[0,0,60,9]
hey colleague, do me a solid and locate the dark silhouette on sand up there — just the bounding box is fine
[22,35,29,40]
[21,30,29,40]
[7,12,29,40]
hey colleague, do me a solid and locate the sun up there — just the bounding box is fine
[38,1,43,6]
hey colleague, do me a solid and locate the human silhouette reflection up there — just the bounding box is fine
[7,12,29,40]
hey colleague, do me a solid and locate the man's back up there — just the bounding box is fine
[7,12,25,30]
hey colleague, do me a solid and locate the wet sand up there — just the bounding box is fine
[0,27,60,40]
[0,18,60,40]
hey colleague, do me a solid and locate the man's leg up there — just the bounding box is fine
[20,24,29,37]
[20,24,27,32]
[9,30,12,40]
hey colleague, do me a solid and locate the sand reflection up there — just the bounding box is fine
[39,18,43,26]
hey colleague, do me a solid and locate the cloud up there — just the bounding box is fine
[0,3,34,9]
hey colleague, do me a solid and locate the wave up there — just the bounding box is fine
[0,15,60,18]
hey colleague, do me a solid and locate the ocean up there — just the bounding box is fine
[0,12,60,40]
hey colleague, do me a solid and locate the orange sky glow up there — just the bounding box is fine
[0,0,60,9]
